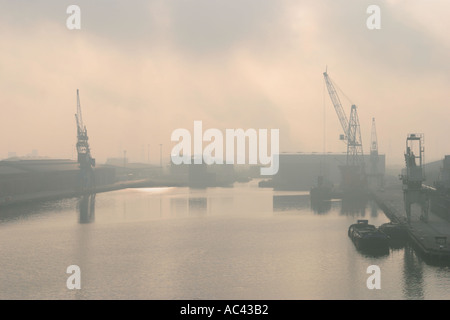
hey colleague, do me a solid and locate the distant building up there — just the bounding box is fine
[0,159,115,201]
[267,153,385,191]
[169,160,235,188]
[104,157,161,180]
[188,162,215,188]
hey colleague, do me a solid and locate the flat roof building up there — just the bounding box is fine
[268,153,385,191]
[0,159,115,202]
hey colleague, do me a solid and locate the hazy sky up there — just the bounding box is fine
[0,0,449,166]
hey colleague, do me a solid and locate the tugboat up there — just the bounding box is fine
[348,220,390,252]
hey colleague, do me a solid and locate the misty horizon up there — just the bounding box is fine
[1,1,450,303]
[1,1,449,167]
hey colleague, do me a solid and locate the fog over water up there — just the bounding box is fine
[1,1,450,301]
[1,183,449,300]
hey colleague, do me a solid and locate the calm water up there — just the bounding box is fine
[1,180,449,300]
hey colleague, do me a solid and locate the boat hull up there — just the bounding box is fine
[348,220,390,253]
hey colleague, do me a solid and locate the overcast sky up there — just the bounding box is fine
[0,0,449,166]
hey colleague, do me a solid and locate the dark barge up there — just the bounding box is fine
[348,220,390,252]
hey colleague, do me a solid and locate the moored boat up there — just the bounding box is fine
[348,220,390,252]
[378,222,408,240]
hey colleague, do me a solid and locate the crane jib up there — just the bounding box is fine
[323,72,349,137]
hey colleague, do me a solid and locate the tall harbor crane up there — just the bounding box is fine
[368,118,383,190]
[323,70,366,194]
[75,89,95,191]
[370,117,379,178]
[370,118,378,157]
[323,70,364,167]
[400,133,429,223]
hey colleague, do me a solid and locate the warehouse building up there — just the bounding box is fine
[0,159,115,202]
[267,153,385,191]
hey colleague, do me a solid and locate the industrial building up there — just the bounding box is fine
[170,161,236,188]
[0,159,115,204]
[266,153,385,191]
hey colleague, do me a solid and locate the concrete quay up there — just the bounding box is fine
[372,184,450,262]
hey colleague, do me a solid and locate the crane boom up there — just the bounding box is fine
[323,71,349,138]
[76,89,84,134]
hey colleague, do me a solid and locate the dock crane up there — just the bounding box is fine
[323,70,366,194]
[400,133,429,223]
[370,118,378,157]
[368,118,383,190]
[75,89,96,191]
[323,70,364,167]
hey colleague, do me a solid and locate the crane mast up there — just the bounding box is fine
[370,117,379,174]
[367,118,384,190]
[370,118,378,156]
[347,105,364,167]
[75,89,95,191]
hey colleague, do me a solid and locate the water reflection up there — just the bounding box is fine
[403,245,425,299]
[0,203,35,222]
[189,197,207,216]
[170,198,188,218]
[0,198,76,223]
[78,193,96,224]
[370,201,379,218]
[273,195,306,212]
[272,194,334,215]
[169,197,209,217]
[310,199,332,214]
[341,197,368,216]
[357,247,390,258]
